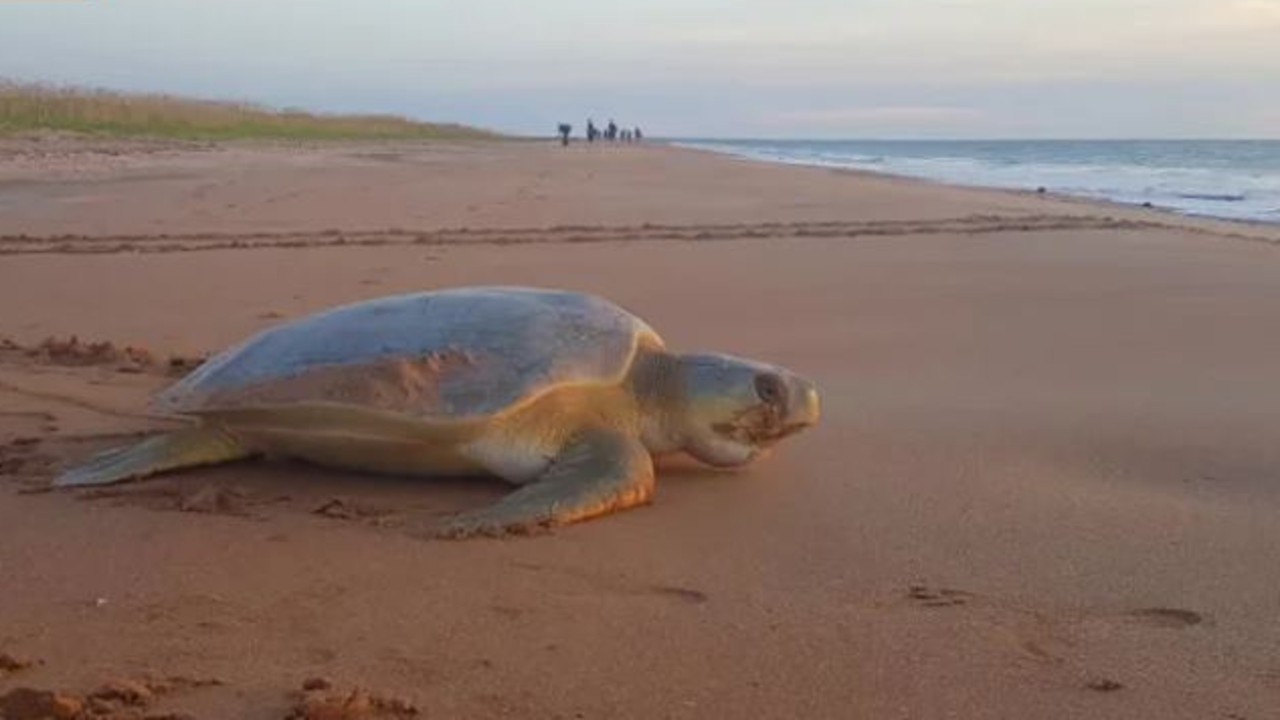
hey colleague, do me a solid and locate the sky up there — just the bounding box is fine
[1,0,1278,138]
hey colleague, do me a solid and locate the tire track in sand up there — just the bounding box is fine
[0,213,1217,256]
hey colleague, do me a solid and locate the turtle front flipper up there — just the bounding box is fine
[435,428,655,539]
[54,426,251,488]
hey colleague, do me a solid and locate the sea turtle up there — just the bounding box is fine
[54,286,821,537]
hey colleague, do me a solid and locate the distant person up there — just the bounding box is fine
[606,119,618,141]
[587,118,598,143]
[557,122,572,146]
[634,126,643,142]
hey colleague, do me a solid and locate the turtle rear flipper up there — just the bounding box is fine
[54,426,250,487]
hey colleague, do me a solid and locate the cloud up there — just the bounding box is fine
[749,105,990,137]
[1257,107,1280,127]
[649,0,1280,87]
[1202,0,1280,27]
[763,106,984,127]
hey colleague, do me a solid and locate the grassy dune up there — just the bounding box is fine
[0,81,503,141]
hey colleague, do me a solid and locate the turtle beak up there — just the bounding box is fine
[757,375,820,448]
[784,376,821,433]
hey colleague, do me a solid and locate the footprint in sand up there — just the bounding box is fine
[906,585,973,608]
[1084,677,1126,692]
[1125,607,1208,629]
[488,604,526,619]
[897,586,1078,671]
[507,561,709,606]
[648,585,709,604]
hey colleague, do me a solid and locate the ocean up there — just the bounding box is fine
[673,139,1280,224]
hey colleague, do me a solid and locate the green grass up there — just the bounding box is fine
[0,80,505,141]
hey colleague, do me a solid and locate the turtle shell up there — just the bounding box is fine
[153,286,663,420]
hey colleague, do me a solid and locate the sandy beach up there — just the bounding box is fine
[2,136,1279,719]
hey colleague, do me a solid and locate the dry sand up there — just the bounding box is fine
[1,136,1279,719]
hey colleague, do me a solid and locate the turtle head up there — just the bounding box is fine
[669,352,821,468]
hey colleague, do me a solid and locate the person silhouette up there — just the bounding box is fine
[557,123,572,146]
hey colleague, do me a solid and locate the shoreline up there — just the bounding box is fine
[666,139,1280,246]
[666,138,1280,230]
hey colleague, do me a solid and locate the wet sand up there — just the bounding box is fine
[2,137,1279,719]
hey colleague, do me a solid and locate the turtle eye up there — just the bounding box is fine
[754,373,786,405]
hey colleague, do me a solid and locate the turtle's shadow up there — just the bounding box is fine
[653,452,740,481]
[50,452,509,524]
[254,457,513,512]
[41,441,740,528]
